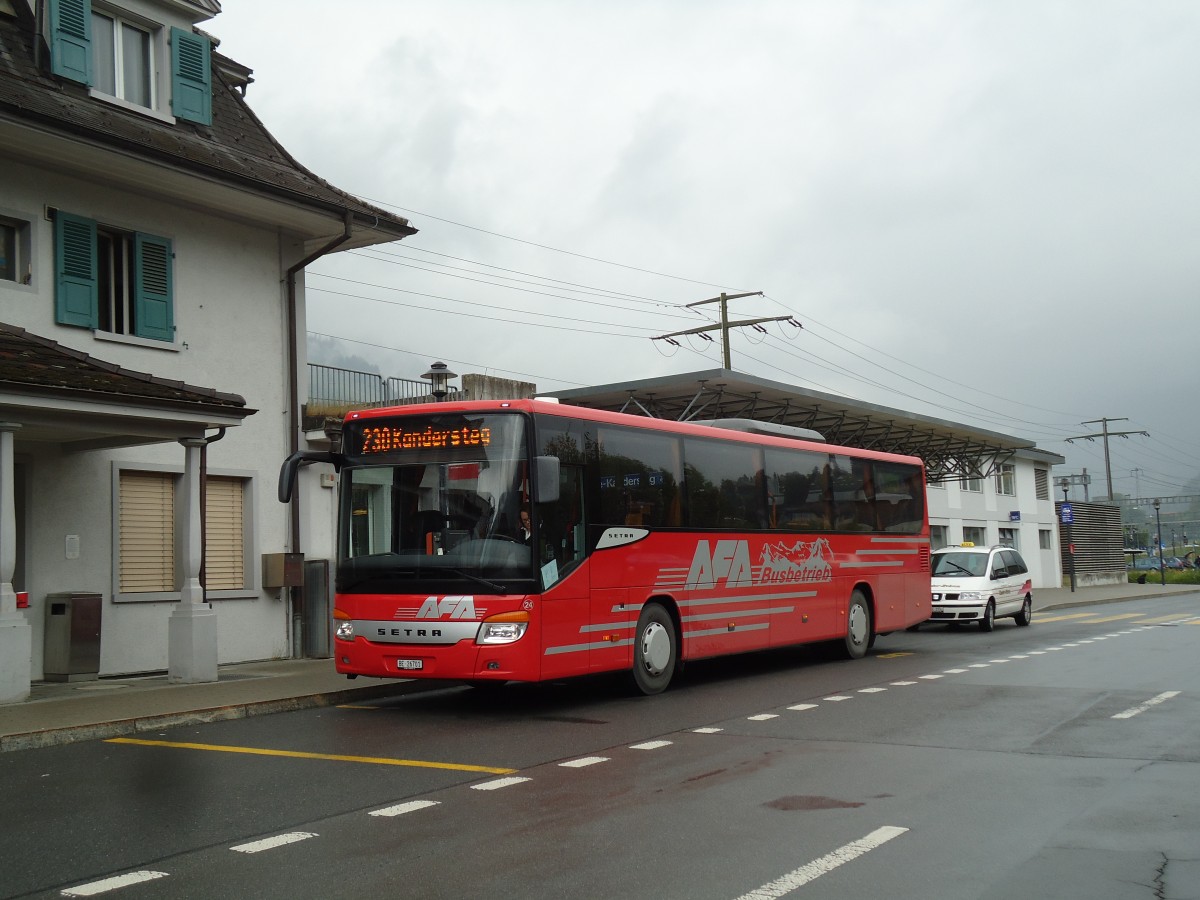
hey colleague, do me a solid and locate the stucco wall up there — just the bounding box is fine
[3,158,303,676]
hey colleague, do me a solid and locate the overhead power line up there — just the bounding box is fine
[652,291,799,369]
[1065,417,1151,500]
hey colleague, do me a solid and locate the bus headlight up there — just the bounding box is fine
[333,609,354,641]
[477,611,530,645]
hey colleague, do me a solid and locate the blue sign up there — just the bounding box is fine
[1009,511,1021,522]
[1060,503,1073,525]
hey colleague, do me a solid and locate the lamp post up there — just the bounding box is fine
[421,361,457,401]
[1154,499,1164,586]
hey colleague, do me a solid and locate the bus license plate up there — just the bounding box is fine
[396,659,423,671]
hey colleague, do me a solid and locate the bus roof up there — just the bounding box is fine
[344,399,925,466]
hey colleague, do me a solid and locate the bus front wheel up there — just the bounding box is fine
[631,603,677,695]
[842,590,872,659]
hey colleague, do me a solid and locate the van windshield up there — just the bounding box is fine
[931,552,987,577]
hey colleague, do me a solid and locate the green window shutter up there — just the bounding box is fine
[170,27,212,125]
[54,212,98,328]
[134,233,174,341]
[48,0,93,85]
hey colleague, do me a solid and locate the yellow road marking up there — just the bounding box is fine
[335,704,381,710]
[1031,612,1102,623]
[1135,614,1199,624]
[105,738,517,774]
[876,652,913,659]
[1081,613,1144,623]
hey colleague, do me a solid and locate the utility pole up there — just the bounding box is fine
[652,291,799,370]
[1065,418,1149,501]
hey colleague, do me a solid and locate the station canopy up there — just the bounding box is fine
[546,369,1037,483]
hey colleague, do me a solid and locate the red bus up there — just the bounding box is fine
[279,399,929,694]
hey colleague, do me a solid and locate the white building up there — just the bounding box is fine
[0,0,415,702]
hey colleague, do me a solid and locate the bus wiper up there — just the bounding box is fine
[445,568,508,593]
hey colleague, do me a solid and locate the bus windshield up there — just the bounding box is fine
[337,412,536,594]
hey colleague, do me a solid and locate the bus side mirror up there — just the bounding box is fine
[278,450,339,503]
[532,456,560,504]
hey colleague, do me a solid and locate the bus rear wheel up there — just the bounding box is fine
[842,590,872,659]
[631,603,677,695]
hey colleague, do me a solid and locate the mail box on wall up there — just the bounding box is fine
[262,552,304,588]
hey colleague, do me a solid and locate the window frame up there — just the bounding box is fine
[89,7,156,110]
[995,463,1016,497]
[0,210,35,290]
[54,209,177,346]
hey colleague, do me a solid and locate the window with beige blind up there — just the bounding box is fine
[205,476,245,590]
[117,468,252,600]
[119,470,176,593]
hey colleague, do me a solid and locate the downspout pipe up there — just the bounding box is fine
[284,211,353,656]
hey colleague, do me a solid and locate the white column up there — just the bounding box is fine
[168,438,217,683]
[0,423,32,703]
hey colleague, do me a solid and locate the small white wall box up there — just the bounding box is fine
[262,552,305,588]
[320,473,336,488]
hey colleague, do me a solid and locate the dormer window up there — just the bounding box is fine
[47,0,211,125]
[91,10,153,108]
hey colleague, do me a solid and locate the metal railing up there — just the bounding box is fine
[306,363,458,418]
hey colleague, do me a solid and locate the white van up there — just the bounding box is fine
[927,543,1033,631]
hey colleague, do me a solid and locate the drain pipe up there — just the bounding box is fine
[284,211,353,657]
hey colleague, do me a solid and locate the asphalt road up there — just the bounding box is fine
[4,594,1199,900]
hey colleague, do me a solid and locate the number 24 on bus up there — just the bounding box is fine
[278,399,930,694]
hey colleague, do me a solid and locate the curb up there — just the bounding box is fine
[0,680,446,754]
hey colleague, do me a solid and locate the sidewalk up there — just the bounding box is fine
[2,582,1196,753]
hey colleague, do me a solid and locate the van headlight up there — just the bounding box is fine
[477,611,529,644]
[958,592,984,601]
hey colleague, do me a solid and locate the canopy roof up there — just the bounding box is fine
[549,369,1047,481]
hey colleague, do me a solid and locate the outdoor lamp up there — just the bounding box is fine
[422,361,457,400]
[1154,498,1164,586]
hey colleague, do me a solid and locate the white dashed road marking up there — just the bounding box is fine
[61,872,169,897]
[630,740,673,750]
[370,800,440,817]
[231,833,317,854]
[560,757,609,768]
[471,776,532,791]
[1112,691,1181,720]
[733,826,909,899]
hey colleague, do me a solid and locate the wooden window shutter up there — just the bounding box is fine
[134,233,174,341]
[54,211,99,328]
[170,27,212,125]
[48,0,93,85]
[120,471,175,593]
[205,477,245,590]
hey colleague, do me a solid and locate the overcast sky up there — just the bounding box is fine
[213,1,1199,508]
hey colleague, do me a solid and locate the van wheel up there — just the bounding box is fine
[631,603,677,695]
[980,600,996,632]
[1015,596,1032,627]
[842,590,872,659]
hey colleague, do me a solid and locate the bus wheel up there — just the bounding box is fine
[843,590,872,659]
[980,600,996,632]
[631,603,677,695]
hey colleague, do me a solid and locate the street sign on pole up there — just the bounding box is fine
[1060,503,1073,525]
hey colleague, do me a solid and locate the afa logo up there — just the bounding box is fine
[685,538,833,589]
[416,595,478,619]
[685,540,754,589]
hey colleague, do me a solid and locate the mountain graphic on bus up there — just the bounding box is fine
[758,537,833,584]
